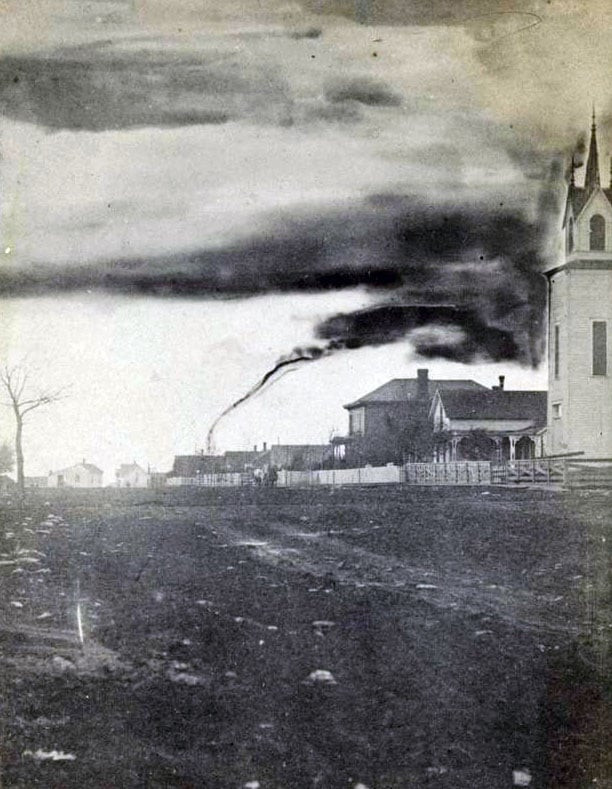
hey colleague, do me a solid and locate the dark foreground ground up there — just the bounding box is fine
[0,485,610,788]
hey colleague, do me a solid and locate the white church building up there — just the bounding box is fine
[546,112,612,458]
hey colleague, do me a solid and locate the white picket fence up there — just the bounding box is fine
[166,466,402,488]
[277,465,402,488]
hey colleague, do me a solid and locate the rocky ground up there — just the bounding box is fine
[0,485,610,788]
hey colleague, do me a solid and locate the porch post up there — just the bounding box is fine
[451,437,460,462]
[493,437,502,463]
[509,435,518,461]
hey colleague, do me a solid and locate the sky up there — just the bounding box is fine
[1,0,611,480]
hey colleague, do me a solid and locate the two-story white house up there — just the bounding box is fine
[546,111,612,458]
[115,462,150,488]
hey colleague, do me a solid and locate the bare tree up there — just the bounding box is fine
[0,365,66,494]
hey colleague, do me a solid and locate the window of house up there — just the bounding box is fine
[554,324,560,378]
[589,214,606,250]
[349,408,365,436]
[593,321,607,375]
[568,218,574,252]
[75,474,80,483]
[552,402,562,419]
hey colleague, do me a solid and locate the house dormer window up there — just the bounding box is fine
[589,214,605,250]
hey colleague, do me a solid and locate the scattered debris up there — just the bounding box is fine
[10,601,24,608]
[51,656,75,673]
[167,671,204,686]
[244,782,261,789]
[36,612,52,620]
[304,669,337,685]
[512,768,532,786]
[416,584,438,590]
[426,766,448,776]
[475,630,493,637]
[23,749,76,762]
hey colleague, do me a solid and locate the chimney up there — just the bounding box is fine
[263,442,267,452]
[253,444,257,452]
[416,368,429,400]
[498,375,505,391]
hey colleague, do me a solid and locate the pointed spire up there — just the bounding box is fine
[585,106,601,192]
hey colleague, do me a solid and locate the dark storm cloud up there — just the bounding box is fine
[325,77,401,107]
[298,0,545,26]
[317,305,520,362]
[0,176,559,366]
[0,46,292,130]
[0,39,405,130]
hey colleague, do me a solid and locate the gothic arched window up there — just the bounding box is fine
[568,218,574,252]
[589,214,606,250]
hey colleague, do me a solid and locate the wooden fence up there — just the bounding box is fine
[491,458,565,485]
[405,458,612,487]
[166,458,612,489]
[277,465,402,488]
[403,462,491,486]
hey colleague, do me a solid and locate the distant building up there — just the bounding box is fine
[24,476,48,489]
[334,369,487,465]
[0,475,15,492]
[48,461,103,488]
[148,471,167,489]
[222,450,262,472]
[430,379,547,462]
[267,444,333,470]
[116,462,149,488]
[170,454,224,477]
[546,112,612,457]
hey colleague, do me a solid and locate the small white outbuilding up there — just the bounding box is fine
[48,461,103,488]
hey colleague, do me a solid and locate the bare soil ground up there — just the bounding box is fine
[0,485,610,788]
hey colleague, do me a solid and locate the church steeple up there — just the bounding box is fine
[584,106,601,192]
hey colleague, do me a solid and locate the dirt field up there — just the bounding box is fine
[0,485,610,788]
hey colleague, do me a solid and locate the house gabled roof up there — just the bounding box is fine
[344,377,486,409]
[51,462,103,476]
[116,463,147,476]
[438,390,547,428]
